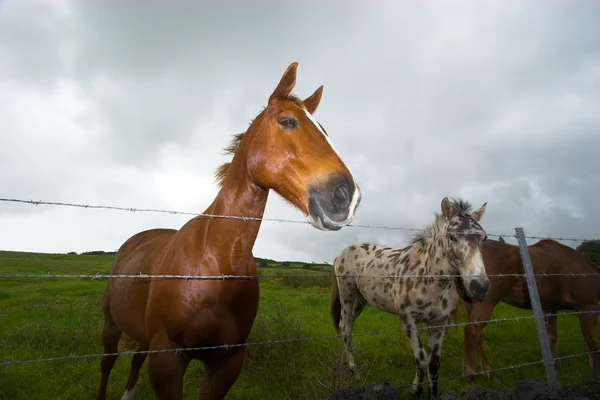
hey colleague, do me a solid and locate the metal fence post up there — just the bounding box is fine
[514,227,558,386]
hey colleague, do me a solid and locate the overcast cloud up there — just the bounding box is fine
[1,0,599,264]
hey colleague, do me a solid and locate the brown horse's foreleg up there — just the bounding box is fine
[120,345,149,399]
[147,339,190,400]
[544,310,558,357]
[577,306,600,380]
[198,347,246,400]
[96,320,122,400]
[463,302,494,380]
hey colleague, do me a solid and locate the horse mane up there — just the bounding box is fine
[213,94,306,187]
[450,198,473,215]
[409,197,474,246]
[214,132,246,187]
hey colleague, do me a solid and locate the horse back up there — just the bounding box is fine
[529,240,600,307]
[111,228,177,275]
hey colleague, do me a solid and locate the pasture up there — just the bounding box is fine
[0,250,598,399]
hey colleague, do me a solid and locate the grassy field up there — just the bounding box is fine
[0,250,598,400]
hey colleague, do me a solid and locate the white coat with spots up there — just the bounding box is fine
[330,197,490,399]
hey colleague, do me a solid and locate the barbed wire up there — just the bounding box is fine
[2,310,597,368]
[1,197,596,242]
[1,271,599,281]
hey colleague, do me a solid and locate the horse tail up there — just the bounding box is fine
[589,259,600,273]
[330,257,342,333]
[118,333,138,351]
[588,260,600,300]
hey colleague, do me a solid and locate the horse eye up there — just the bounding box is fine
[279,118,298,129]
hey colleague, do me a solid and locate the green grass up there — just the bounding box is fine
[0,250,597,399]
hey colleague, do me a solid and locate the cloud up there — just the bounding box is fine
[0,0,598,263]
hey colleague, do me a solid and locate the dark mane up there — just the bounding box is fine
[408,197,473,246]
[213,94,306,187]
[450,197,473,215]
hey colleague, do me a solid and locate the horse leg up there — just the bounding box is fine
[198,347,246,400]
[147,336,190,400]
[96,319,122,400]
[339,287,360,374]
[463,301,494,380]
[427,319,448,400]
[460,300,475,379]
[120,345,149,400]
[544,310,558,360]
[577,306,600,380]
[403,316,427,398]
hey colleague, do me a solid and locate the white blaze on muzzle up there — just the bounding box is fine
[303,108,361,224]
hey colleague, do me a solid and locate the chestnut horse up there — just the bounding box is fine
[96,62,362,400]
[458,238,600,381]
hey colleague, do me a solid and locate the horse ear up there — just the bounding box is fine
[269,62,298,106]
[303,85,323,114]
[441,197,455,219]
[472,202,487,221]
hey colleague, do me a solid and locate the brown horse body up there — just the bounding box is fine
[459,238,600,380]
[96,62,361,400]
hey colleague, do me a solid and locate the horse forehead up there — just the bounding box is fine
[303,108,326,136]
[450,215,483,233]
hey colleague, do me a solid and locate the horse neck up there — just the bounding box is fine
[180,141,269,275]
[411,231,454,276]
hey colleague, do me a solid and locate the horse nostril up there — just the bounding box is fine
[332,184,349,209]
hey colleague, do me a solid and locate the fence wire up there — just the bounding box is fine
[1,197,596,242]
[2,310,597,368]
[1,271,599,281]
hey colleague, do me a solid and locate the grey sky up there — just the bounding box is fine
[1,0,598,263]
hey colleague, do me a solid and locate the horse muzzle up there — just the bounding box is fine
[465,277,491,300]
[307,177,361,231]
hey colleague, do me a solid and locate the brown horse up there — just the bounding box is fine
[96,62,362,400]
[458,238,600,381]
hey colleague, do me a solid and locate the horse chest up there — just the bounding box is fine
[154,279,260,350]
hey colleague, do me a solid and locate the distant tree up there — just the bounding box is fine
[498,236,505,243]
[81,250,117,256]
[576,239,600,254]
[67,251,78,255]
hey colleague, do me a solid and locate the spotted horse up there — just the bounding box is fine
[330,197,491,399]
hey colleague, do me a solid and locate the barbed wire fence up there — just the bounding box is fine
[1,197,599,393]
